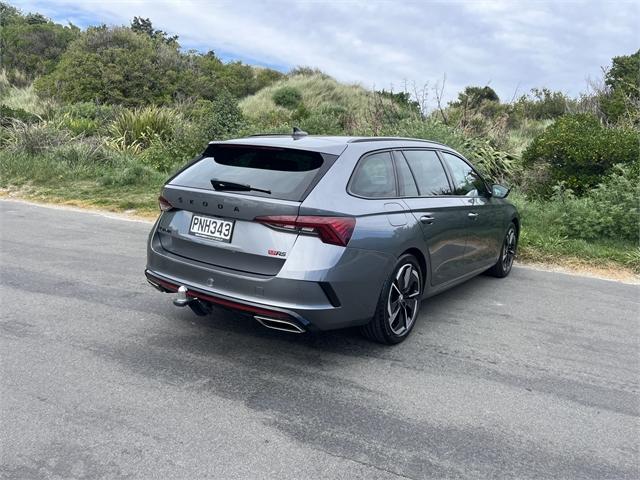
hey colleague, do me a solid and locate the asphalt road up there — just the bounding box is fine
[1,199,638,479]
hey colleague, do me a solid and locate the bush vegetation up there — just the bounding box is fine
[0,2,638,271]
[522,114,639,195]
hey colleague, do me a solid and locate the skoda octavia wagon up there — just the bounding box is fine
[146,132,519,344]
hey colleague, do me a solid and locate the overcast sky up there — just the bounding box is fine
[12,0,640,105]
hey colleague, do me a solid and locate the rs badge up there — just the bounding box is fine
[267,249,287,257]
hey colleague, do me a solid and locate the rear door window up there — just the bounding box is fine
[170,145,331,201]
[441,152,488,197]
[402,150,452,196]
[349,152,396,198]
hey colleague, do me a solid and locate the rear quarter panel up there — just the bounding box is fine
[301,143,431,280]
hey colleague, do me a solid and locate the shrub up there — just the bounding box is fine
[380,118,469,154]
[107,106,178,152]
[288,66,331,78]
[0,8,80,78]
[98,161,165,187]
[188,93,246,141]
[522,113,639,195]
[55,102,120,122]
[51,138,114,166]
[2,120,71,154]
[0,68,30,89]
[139,136,185,172]
[137,95,246,172]
[240,74,385,132]
[561,163,640,242]
[254,68,285,91]
[57,115,98,136]
[450,85,500,109]
[53,102,120,135]
[272,86,303,109]
[513,88,571,121]
[297,104,348,135]
[0,104,39,126]
[463,139,519,182]
[35,26,184,106]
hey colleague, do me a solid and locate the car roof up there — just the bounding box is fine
[210,135,453,156]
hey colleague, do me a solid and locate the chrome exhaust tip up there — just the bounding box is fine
[254,315,305,334]
[147,278,166,292]
[173,286,191,307]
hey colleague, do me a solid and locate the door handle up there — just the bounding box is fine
[468,212,479,219]
[420,215,435,224]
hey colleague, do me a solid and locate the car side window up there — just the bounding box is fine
[350,152,396,198]
[393,153,419,197]
[402,150,452,196]
[441,152,488,197]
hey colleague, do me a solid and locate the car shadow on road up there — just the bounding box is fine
[157,272,499,359]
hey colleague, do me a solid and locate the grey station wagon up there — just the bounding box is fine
[146,131,519,344]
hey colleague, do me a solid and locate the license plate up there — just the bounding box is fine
[189,214,235,242]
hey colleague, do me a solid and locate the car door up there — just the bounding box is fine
[393,150,469,286]
[440,151,504,272]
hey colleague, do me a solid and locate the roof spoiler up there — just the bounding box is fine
[248,126,308,140]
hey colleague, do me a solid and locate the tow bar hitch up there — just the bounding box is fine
[173,286,190,307]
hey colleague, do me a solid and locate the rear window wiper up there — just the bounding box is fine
[210,179,271,194]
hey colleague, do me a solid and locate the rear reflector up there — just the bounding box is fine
[255,215,356,246]
[158,195,173,212]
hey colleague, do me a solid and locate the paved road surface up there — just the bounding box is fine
[1,200,638,479]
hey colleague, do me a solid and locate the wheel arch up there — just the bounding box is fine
[400,247,428,293]
[511,215,520,240]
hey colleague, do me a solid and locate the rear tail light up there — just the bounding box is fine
[158,195,173,212]
[255,215,356,246]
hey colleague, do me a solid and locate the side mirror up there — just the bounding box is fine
[491,184,510,199]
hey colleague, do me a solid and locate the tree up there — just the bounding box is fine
[452,86,500,109]
[376,90,421,116]
[0,3,80,78]
[600,49,640,123]
[35,26,185,106]
[514,88,570,120]
[130,16,178,46]
[0,2,21,26]
[254,68,285,91]
[605,50,640,97]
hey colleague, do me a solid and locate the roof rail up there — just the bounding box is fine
[347,137,447,147]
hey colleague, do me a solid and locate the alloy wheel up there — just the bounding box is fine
[387,263,421,335]
[502,227,517,272]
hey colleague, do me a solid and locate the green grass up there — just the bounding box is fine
[239,73,405,132]
[0,148,165,217]
[512,193,639,273]
[0,84,55,117]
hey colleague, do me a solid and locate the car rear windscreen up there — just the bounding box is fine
[170,145,332,201]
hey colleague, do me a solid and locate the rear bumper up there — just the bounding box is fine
[146,232,395,331]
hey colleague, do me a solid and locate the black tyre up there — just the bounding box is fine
[487,222,517,278]
[361,254,423,345]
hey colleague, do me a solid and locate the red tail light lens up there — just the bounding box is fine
[158,195,173,212]
[255,215,356,246]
